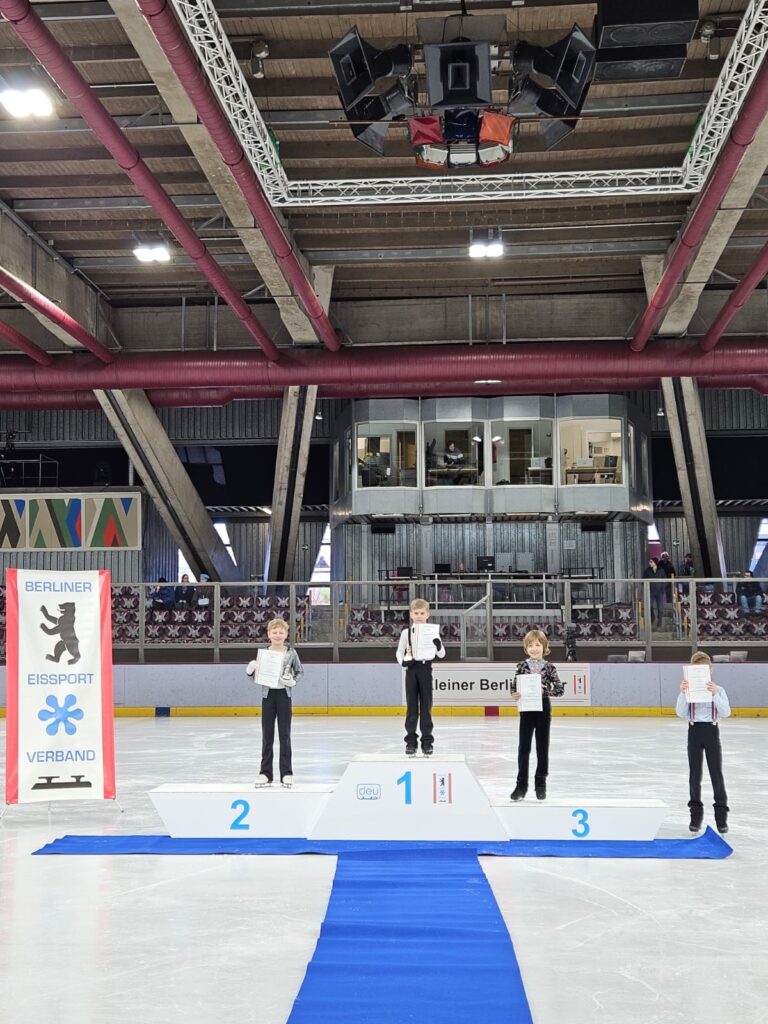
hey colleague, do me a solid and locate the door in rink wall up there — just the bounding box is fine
[5,569,115,804]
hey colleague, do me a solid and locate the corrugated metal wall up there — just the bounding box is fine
[228,520,328,581]
[142,497,179,582]
[0,399,343,447]
[656,514,762,574]
[630,389,768,434]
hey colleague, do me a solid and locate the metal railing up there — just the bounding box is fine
[0,576,765,664]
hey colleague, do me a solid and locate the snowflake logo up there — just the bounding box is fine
[38,694,84,736]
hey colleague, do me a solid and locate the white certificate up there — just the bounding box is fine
[517,674,543,712]
[411,623,442,660]
[253,649,285,689]
[684,664,712,703]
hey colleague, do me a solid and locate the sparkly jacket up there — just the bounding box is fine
[512,658,565,698]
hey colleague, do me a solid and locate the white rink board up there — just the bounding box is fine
[150,783,332,838]
[494,798,668,841]
[308,754,509,841]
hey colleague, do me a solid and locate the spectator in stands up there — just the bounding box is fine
[174,573,195,607]
[196,573,212,608]
[658,551,676,617]
[642,557,667,627]
[679,553,695,577]
[736,570,764,614]
[150,577,175,610]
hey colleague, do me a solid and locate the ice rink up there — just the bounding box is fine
[1,715,766,1024]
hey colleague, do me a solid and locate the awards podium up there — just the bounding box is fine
[150,754,667,842]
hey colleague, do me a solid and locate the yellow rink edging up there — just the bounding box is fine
[4,707,767,719]
[105,706,768,718]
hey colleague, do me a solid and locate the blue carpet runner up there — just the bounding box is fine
[287,848,532,1024]
[34,827,732,858]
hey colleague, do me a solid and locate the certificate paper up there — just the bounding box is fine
[254,649,285,689]
[411,623,441,660]
[684,664,712,703]
[517,674,543,712]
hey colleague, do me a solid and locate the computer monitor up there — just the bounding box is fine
[575,457,594,467]
[396,566,414,578]
[529,456,547,469]
[477,556,496,572]
[602,454,618,468]
[434,562,451,575]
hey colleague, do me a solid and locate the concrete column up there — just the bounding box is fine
[264,385,318,581]
[94,388,239,581]
[659,376,726,577]
[545,521,561,574]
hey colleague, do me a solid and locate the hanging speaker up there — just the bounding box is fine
[596,0,699,48]
[593,45,687,82]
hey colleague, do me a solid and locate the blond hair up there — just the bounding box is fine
[267,618,289,634]
[410,598,430,613]
[523,629,550,656]
[691,651,712,666]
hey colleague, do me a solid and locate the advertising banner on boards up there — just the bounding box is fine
[5,569,115,804]
[402,662,591,706]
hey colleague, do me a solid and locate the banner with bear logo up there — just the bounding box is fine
[5,568,115,804]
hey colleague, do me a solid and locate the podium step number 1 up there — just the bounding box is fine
[150,760,667,842]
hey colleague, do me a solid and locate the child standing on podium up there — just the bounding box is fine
[396,598,445,757]
[246,618,304,789]
[510,629,564,802]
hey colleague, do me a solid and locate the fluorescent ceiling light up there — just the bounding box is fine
[474,378,502,385]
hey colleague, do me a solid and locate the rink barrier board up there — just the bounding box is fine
[3,706,768,718]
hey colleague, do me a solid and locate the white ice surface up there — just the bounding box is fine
[1,716,766,1024]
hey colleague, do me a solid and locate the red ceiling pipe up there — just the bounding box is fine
[700,238,768,351]
[3,375,767,410]
[630,57,768,352]
[0,0,280,363]
[0,268,112,363]
[1,338,768,393]
[0,318,53,365]
[136,0,341,353]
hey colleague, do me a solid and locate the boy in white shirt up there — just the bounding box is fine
[395,598,445,756]
[676,651,731,834]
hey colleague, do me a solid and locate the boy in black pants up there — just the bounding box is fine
[246,618,304,788]
[510,629,564,801]
[396,598,445,756]
[677,651,731,834]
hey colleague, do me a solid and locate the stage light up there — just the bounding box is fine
[0,87,53,118]
[468,230,504,258]
[424,41,493,109]
[329,26,411,110]
[133,245,171,263]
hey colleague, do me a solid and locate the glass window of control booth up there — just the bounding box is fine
[356,423,417,488]
[424,423,484,486]
[491,419,553,485]
[559,418,624,485]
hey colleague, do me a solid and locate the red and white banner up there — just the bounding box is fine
[5,569,115,804]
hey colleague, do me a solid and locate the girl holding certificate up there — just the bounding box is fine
[510,630,564,802]
[246,618,304,788]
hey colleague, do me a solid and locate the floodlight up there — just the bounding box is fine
[469,241,487,258]
[0,87,53,118]
[329,26,411,109]
[133,245,171,263]
[424,41,493,109]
